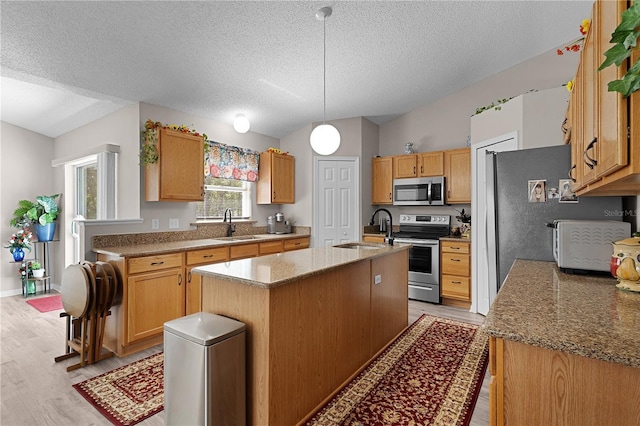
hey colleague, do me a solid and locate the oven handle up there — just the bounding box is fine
[394,239,439,247]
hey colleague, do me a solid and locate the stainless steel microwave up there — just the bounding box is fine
[393,177,445,206]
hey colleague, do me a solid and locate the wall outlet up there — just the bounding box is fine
[374,274,382,285]
[169,218,179,229]
[151,219,160,230]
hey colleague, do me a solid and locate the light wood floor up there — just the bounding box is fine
[0,293,488,425]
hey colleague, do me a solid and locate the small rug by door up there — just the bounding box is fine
[26,294,63,313]
[73,353,164,426]
[304,314,489,426]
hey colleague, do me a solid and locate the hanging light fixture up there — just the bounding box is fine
[233,113,250,133]
[310,6,341,156]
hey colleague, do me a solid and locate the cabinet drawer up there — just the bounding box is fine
[363,235,385,243]
[230,243,259,260]
[441,241,470,254]
[259,240,283,255]
[441,275,470,300]
[441,253,470,276]
[128,253,183,274]
[284,237,310,251]
[186,246,229,265]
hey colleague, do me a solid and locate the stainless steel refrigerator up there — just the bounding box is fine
[484,144,623,306]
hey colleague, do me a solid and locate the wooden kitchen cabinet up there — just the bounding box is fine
[257,151,295,204]
[283,236,310,251]
[444,148,471,204]
[418,151,444,176]
[185,246,229,315]
[372,156,393,204]
[145,128,204,201]
[126,253,185,343]
[570,0,639,196]
[440,240,471,308]
[259,240,283,255]
[229,242,259,260]
[363,235,386,243]
[489,336,640,426]
[393,154,418,178]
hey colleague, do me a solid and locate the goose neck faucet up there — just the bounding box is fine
[369,208,394,245]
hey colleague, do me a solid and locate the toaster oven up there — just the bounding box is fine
[552,220,630,273]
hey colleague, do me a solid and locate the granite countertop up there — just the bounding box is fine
[193,243,410,289]
[483,259,640,368]
[93,233,307,257]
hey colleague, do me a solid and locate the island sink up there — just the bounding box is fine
[333,242,387,250]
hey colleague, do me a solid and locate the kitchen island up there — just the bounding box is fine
[483,259,640,425]
[193,243,410,426]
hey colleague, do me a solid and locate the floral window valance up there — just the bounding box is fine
[204,140,260,182]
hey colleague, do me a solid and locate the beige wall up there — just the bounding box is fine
[1,123,55,296]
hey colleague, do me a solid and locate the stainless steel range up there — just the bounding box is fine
[393,214,450,304]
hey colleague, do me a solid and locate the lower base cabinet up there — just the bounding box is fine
[440,240,471,308]
[98,236,310,357]
[490,336,640,425]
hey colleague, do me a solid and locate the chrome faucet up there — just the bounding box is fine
[369,208,394,245]
[223,208,236,237]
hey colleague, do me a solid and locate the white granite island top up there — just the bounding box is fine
[193,243,410,289]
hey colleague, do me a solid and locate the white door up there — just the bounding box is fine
[471,132,518,315]
[314,157,359,246]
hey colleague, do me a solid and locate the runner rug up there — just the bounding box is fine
[26,294,63,313]
[73,353,164,426]
[303,314,489,426]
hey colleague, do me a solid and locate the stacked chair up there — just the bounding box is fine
[55,261,120,371]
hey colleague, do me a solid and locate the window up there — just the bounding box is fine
[72,151,117,220]
[196,177,251,219]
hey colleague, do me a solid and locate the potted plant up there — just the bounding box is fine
[30,260,45,278]
[10,194,61,242]
[4,228,33,261]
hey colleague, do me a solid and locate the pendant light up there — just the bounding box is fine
[310,6,341,156]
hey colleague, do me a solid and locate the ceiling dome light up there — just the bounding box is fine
[233,114,250,133]
[310,6,340,156]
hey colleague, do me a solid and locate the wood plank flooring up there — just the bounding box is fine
[0,293,488,425]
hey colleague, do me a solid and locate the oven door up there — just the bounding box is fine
[395,238,440,285]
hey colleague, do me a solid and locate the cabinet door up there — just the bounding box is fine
[595,0,628,177]
[257,152,295,204]
[146,128,204,201]
[580,2,599,185]
[393,155,418,178]
[371,157,393,204]
[444,148,471,203]
[418,151,444,176]
[186,266,202,315]
[441,275,471,300]
[127,267,184,343]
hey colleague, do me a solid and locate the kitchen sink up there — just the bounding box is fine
[214,236,260,241]
[333,242,388,250]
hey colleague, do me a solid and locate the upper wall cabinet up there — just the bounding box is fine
[257,151,295,204]
[570,0,639,196]
[393,152,445,179]
[145,128,204,202]
[372,156,393,204]
[444,148,471,204]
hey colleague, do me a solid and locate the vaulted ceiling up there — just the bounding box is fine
[1,1,593,139]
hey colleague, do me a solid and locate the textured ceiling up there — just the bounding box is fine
[1,1,593,139]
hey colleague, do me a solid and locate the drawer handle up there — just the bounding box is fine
[294,242,301,246]
[450,259,461,262]
[203,254,214,258]
[451,281,462,284]
[450,247,460,250]
[151,261,165,266]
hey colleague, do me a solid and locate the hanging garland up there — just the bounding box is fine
[140,119,208,165]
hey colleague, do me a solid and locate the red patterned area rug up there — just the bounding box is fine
[304,314,489,426]
[26,294,63,312]
[73,353,164,426]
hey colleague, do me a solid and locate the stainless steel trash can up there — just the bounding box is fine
[164,312,246,425]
